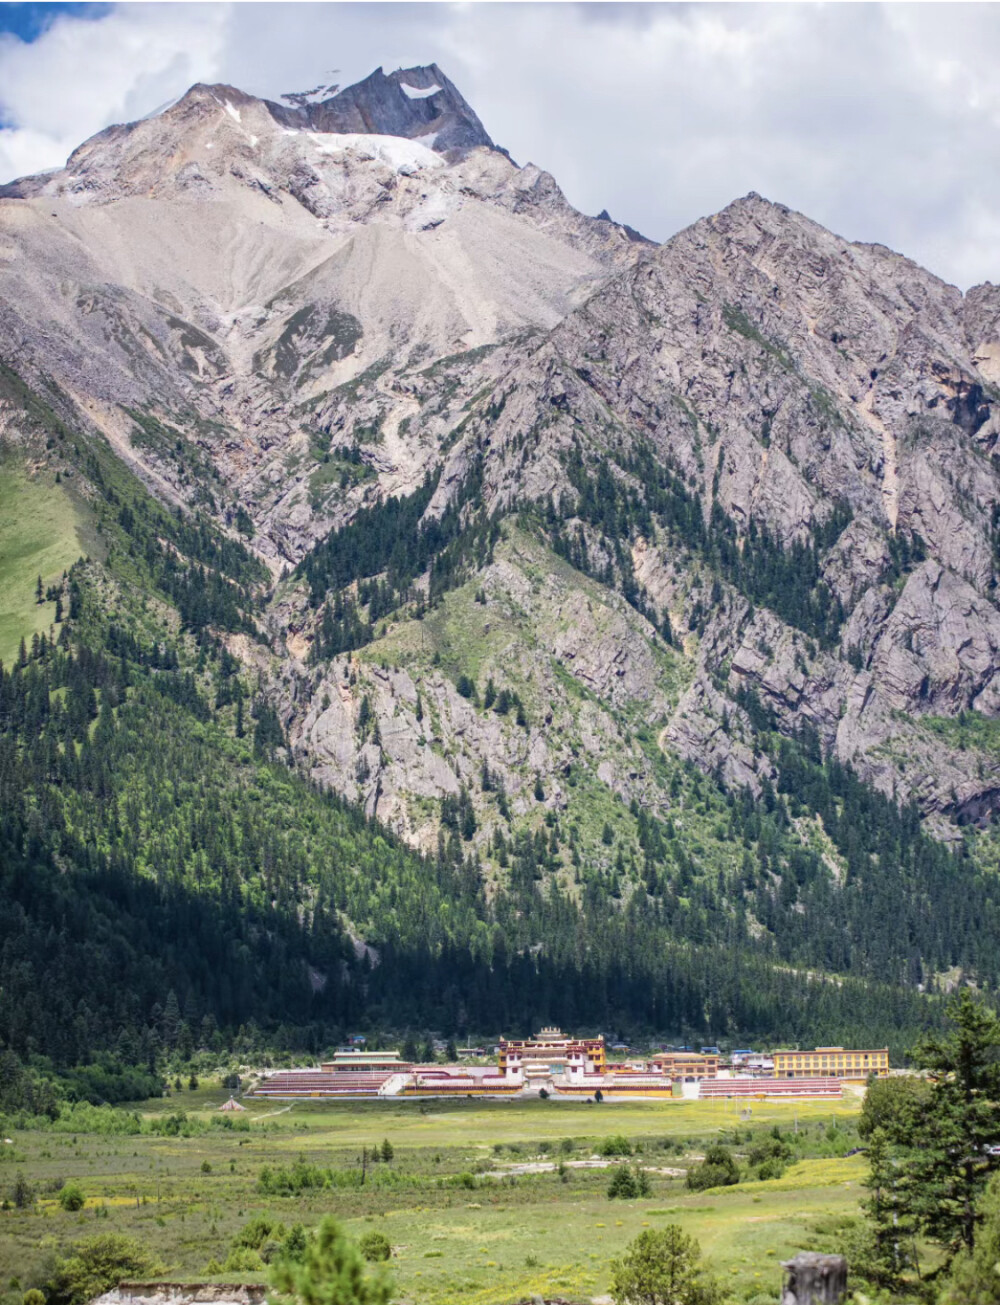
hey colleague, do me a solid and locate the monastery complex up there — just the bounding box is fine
[252,1028,890,1102]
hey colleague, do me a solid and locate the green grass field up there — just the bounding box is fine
[0,464,89,664]
[0,1089,865,1304]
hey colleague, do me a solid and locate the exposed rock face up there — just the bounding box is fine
[0,73,642,566]
[268,63,497,158]
[414,190,1000,827]
[4,69,1000,852]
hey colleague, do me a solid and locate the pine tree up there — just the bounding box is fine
[940,1173,1000,1305]
[860,1126,909,1288]
[610,1226,719,1305]
[268,1215,391,1305]
[902,990,1000,1255]
[161,990,182,1050]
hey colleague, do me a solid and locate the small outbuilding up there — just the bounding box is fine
[219,1096,246,1112]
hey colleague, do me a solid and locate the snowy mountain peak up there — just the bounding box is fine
[266,63,496,158]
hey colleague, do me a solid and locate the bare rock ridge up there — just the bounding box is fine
[268,63,498,158]
[5,67,1000,858]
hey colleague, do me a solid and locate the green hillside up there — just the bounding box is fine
[0,463,89,664]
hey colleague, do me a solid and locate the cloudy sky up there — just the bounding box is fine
[1,2,999,288]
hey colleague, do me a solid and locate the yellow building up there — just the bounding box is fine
[772,1047,889,1079]
[650,1052,719,1080]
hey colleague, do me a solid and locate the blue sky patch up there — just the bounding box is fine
[0,3,112,44]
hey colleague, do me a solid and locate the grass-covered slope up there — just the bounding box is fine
[0,463,90,663]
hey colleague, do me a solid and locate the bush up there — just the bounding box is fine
[610,1226,720,1305]
[268,1216,391,1305]
[47,1234,160,1305]
[358,1232,391,1263]
[281,1225,308,1263]
[746,1135,791,1169]
[447,1171,478,1190]
[754,1157,786,1181]
[233,1214,284,1250]
[686,1145,740,1192]
[58,1182,86,1212]
[222,1248,264,1274]
[11,1173,33,1209]
[600,1134,633,1157]
[23,1293,45,1305]
[608,1166,652,1200]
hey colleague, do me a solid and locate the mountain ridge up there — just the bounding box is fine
[2,64,1000,1054]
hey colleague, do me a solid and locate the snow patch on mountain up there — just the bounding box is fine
[400,83,441,100]
[307,132,444,173]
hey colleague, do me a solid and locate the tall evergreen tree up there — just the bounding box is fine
[898,991,1000,1255]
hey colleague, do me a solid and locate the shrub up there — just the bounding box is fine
[281,1225,308,1263]
[201,1161,212,1174]
[222,1248,264,1274]
[47,1234,160,1305]
[609,1166,651,1200]
[600,1134,633,1157]
[58,1183,85,1212]
[233,1215,284,1250]
[358,1232,391,1263]
[23,1292,45,1305]
[754,1157,786,1181]
[268,1216,391,1305]
[11,1173,33,1209]
[610,1226,720,1305]
[686,1144,740,1192]
[746,1135,791,1175]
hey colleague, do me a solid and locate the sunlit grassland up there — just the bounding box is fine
[0,463,90,664]
[0,1090,864,1304]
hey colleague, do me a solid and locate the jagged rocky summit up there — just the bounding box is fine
[270,63,497,158]
[4,62,1000,864]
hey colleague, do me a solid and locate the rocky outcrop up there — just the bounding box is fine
[268,64,497,158]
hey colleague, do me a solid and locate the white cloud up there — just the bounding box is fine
[3,3,1000,288]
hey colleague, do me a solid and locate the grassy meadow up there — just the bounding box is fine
[0,464,89,664]
[0,1088,866,1304]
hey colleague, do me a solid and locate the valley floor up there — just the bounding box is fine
[0,1090,865,1304]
